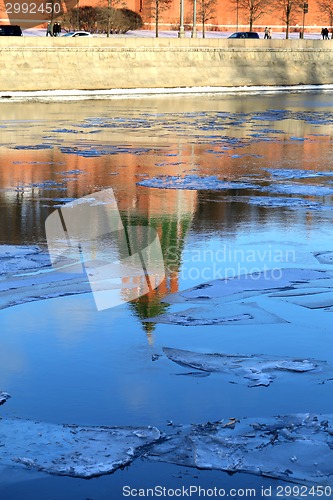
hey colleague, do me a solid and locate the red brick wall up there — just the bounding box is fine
[0,0,328,32]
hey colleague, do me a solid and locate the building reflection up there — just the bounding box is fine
[1,97,333,340]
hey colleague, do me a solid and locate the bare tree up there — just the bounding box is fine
[230,0,271,31]
[148,0,173,37]
[274,0,302,38]
[316,0,333,29]
[197,0,217,37]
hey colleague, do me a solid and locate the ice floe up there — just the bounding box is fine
[137,175,258,191]
[11,144,53,150]
[262,184,333,197]
[265,169,333,180]
[0,418,160,478]
[162,347,328,387]
[0,245,92,310]
[248,197,322,209]
[314,252,333,265]
[0,391,10,406]
[148,413,333,486]
[0,245,51,275]
[161,269,332,305]
[146,302,286,326]
[146,268,333,329]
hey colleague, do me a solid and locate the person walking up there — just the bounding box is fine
[46,22,52,36]
[264,27,269,39]
[268,27,272,39]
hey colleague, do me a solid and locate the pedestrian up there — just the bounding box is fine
[324,27,329,39]
[321,27,325,40]
[268,27,272,39]
[46,22,52,36]
[264,27,269,39]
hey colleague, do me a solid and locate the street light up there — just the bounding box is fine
[236,0,239,30]
[301,2,308,39]
[107,0,111,37]
[192,0,197,37]
[179,0,185,37]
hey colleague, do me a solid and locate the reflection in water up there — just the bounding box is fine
[1,93,333,330]
[1,93,333,497]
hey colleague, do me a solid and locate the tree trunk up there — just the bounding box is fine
[286,18,289,39]
[249,11,253,31]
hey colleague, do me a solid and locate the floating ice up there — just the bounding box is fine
[162,347,327,387]
[58,169,85,175]
[162,269,331,304]
[0,245,92,310]
[12,144,53,150]
[0,245,51,275]
[148,414,333,486]
[314,252,333,265]
[265,169,333,180]
[146,302,286,327]
[0,391,10,406]
[248,197,322,209]
[137,175,258,191]
[0,418,160,478]
[262,184,333,196]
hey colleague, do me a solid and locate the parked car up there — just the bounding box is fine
[0,25,22,36]
[62,31,92,37]
[228,32,260,39]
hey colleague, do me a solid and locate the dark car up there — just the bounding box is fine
[0,25,23,36]
[228,32,260,39]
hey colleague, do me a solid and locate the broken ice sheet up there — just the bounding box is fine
[314,251,333,265]
[0,419,160,478]
[148,414,333,486]
[0,391,10,405]
[137,175,258,191]
[264,168,333,180]
[248,196,323,210]
[146,302,286,327]
[262,184,333,196]
[162,347,328,387]
[162,269,332,304]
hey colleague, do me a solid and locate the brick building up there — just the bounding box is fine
[0,0,329,33]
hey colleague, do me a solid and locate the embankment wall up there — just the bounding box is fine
[0,37,332,92]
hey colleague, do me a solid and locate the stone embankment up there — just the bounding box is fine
[0,37,332,92]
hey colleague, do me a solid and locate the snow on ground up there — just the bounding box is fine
[22,29,324,40]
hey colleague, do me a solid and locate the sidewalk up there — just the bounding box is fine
[22,28,324,39]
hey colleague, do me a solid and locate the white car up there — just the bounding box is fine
[62,31,92,37]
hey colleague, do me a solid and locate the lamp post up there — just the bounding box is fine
[179,0,185,37]
[76,0,79,29]
[192,0,197,37]
[107,0,111,37]
[301,2,308,39]
[236,0,239,30]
